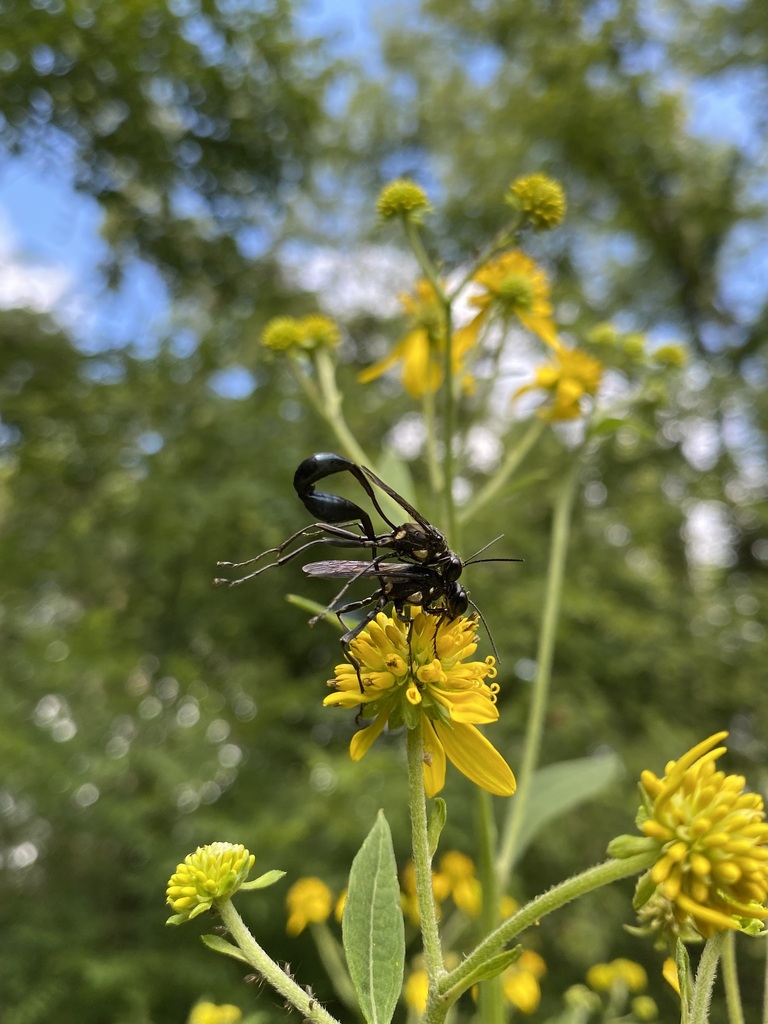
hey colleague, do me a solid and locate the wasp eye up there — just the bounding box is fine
[444,554,463,582]
[448,583,469,616]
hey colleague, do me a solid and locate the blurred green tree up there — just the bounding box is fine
[1,1,767,1022]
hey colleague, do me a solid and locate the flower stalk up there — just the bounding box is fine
[218,898,341,1024]
[458,417,547,526]
[689,931,726,1024]
[497,452,582,885]
[441,852,657,1005]
[721,930,745,1024]
[407,725,446,982]
[287,355,371,469]
[403,217,457,539]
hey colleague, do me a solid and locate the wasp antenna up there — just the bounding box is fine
[469,597,502,666]
[464,556,524,567]
[464,535,504,561]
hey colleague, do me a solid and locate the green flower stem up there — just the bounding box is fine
[721,931,745,1024]
[406,726,446,982]
[496,454,581,886]
[403,218,445,318]
[217,898,341,1024]
[403,218,457,541]
[311,921,362,1017]
[446,219,523,301]
[475,789,505,1024]
[438,852,656,1005]
[458,417,547,527]
[690,931,726,1024]
[287,354,371,468]
[422,387,444,496]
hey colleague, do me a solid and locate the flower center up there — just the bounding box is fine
[496,274,534,312]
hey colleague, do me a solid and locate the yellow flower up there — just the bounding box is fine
[631,995,659,1021]
[456,250,558,350]
[652,343,687,368]
[359,279,474,397]
[638,732,768,938]
[334,889,347,922]
[500,894,519,918]
[298,314,341,350]
[261,314,341,354]
[515,341,603,420]
[377,178,431,222]
[586,959,647,993]
[506,174,566,229]
[401,860,453,924]
[166,843,255,924]
[188,1002,242,1024]
[261,316,304,352]
[502,950,547,1014]
[433,851,482,917]
[404,969,429,1014]
[662,956,681,995]
[324,608,516,798]
[285,877,333,936]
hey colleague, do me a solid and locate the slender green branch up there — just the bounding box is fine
[406,726,446,981]
[287,354,371,468]
[311,922,362,1017]
[402,218,457,541]
[496,454,582,886]
[458,417,547,527]
[404,217,446,308]
[422,387,444,496]
[721,930,745,1024]
[446,218,524,302]
[690,932,726,1024]
[475,790,505,1024]
[439,852,656,1003]
[217,898,341,1024]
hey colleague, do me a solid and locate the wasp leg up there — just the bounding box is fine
[320,592,390,693]
[214,524,385,586]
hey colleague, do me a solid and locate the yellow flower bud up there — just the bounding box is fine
[506,173,566,229]
[376,178,431,222]
[166,843,255,924]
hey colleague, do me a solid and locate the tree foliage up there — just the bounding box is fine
[1,1,767,1022]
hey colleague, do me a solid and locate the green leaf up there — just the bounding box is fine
[201,934,250,963]
[449,947,522,995]
[342,810,405,1024]
[427,798,447,857]
[676,938,691,1023]
[240,869,286,890]
[589,416,627,437]
[511,753,622,865]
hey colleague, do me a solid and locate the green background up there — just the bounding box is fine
[1,1,766,1021]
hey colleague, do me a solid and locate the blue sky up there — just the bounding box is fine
[0,0,764,358]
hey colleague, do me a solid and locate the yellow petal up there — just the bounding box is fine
[433,720,516,796]
[401,329,442,397]
[422,719,447,798]
[453,311,484,354]
[358,334,411,384]
[349,712,388,761]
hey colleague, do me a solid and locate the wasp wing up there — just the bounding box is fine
[302,560,419,580]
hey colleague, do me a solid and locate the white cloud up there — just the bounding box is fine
[0,211,72,313]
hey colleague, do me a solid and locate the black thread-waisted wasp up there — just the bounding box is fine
[215,452,521,684]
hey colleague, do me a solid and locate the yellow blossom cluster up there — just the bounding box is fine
[261,313,340,353]
[637,732,768,938]
[324,608,515,798]
[166,843,255,924]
